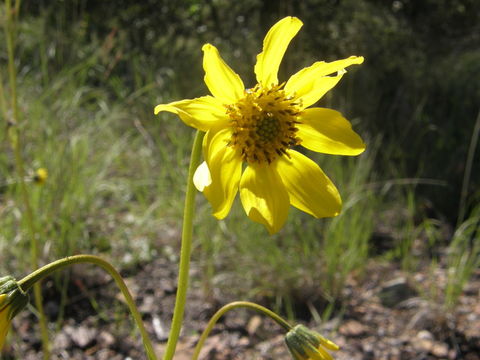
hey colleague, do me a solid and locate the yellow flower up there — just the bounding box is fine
[0,276,29,351]
[33,168,48,185]
[155,17,365,233]
[285,324,339,360]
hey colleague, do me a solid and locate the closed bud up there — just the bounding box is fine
[285,324,339,360]
[0,276,29,350]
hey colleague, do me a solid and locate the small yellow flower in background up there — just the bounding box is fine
[33,168,48,185]
[0,276,29,351]
[155,17,365,234]
[285,324,339,360]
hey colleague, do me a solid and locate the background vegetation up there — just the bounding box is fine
[0,0,479,356]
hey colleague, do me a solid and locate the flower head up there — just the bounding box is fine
[285,324,339,360]
[33,168,48,185]
[0,276,29,351]
[155,17,365,233]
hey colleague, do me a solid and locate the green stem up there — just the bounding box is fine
[0,66,8,120]
[192,301,292,360]
[3,1,50,358]
[162,130,205,360]
[18,255,158,360]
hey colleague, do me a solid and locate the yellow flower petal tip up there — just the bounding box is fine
[285,325,339,360]
[154,16,365,233]
[255,17,303,86]
[202,43,245,103]
[350,56,364,64]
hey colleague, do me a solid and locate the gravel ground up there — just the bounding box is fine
[4,252,480,360]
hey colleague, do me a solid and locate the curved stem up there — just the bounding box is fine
[18,255,158,360]
[192,301,292,360]
[162,130,204,360]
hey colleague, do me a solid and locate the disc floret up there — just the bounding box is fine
[227,84,302,164]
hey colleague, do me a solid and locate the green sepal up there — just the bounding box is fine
[0,276,29,319]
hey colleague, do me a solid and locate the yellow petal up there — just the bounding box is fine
[154,96,229,131]
[202,44,245,104]
[0,308,10,351]
[305,344,332,360]
[193,161,212,191]
[239,164,289,234]
[318,335,340,351]
[297,107,366,155]
[202,129,242,219]
[277,150,341,218]
[285,56,364,109]
[316,346,335,360]
[254,17,303,87]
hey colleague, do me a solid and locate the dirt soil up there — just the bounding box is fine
[4,252,480,360]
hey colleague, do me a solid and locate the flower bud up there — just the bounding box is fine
[0,276,29,350]
[285,324,339,360]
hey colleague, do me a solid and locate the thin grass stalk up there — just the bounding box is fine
[445,208,480,308]
[3,1,50,358]
[457,109,480,225]
[0,70,8,118]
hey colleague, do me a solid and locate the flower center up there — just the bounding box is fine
[256,114,280,142]
[226,84,302,164]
